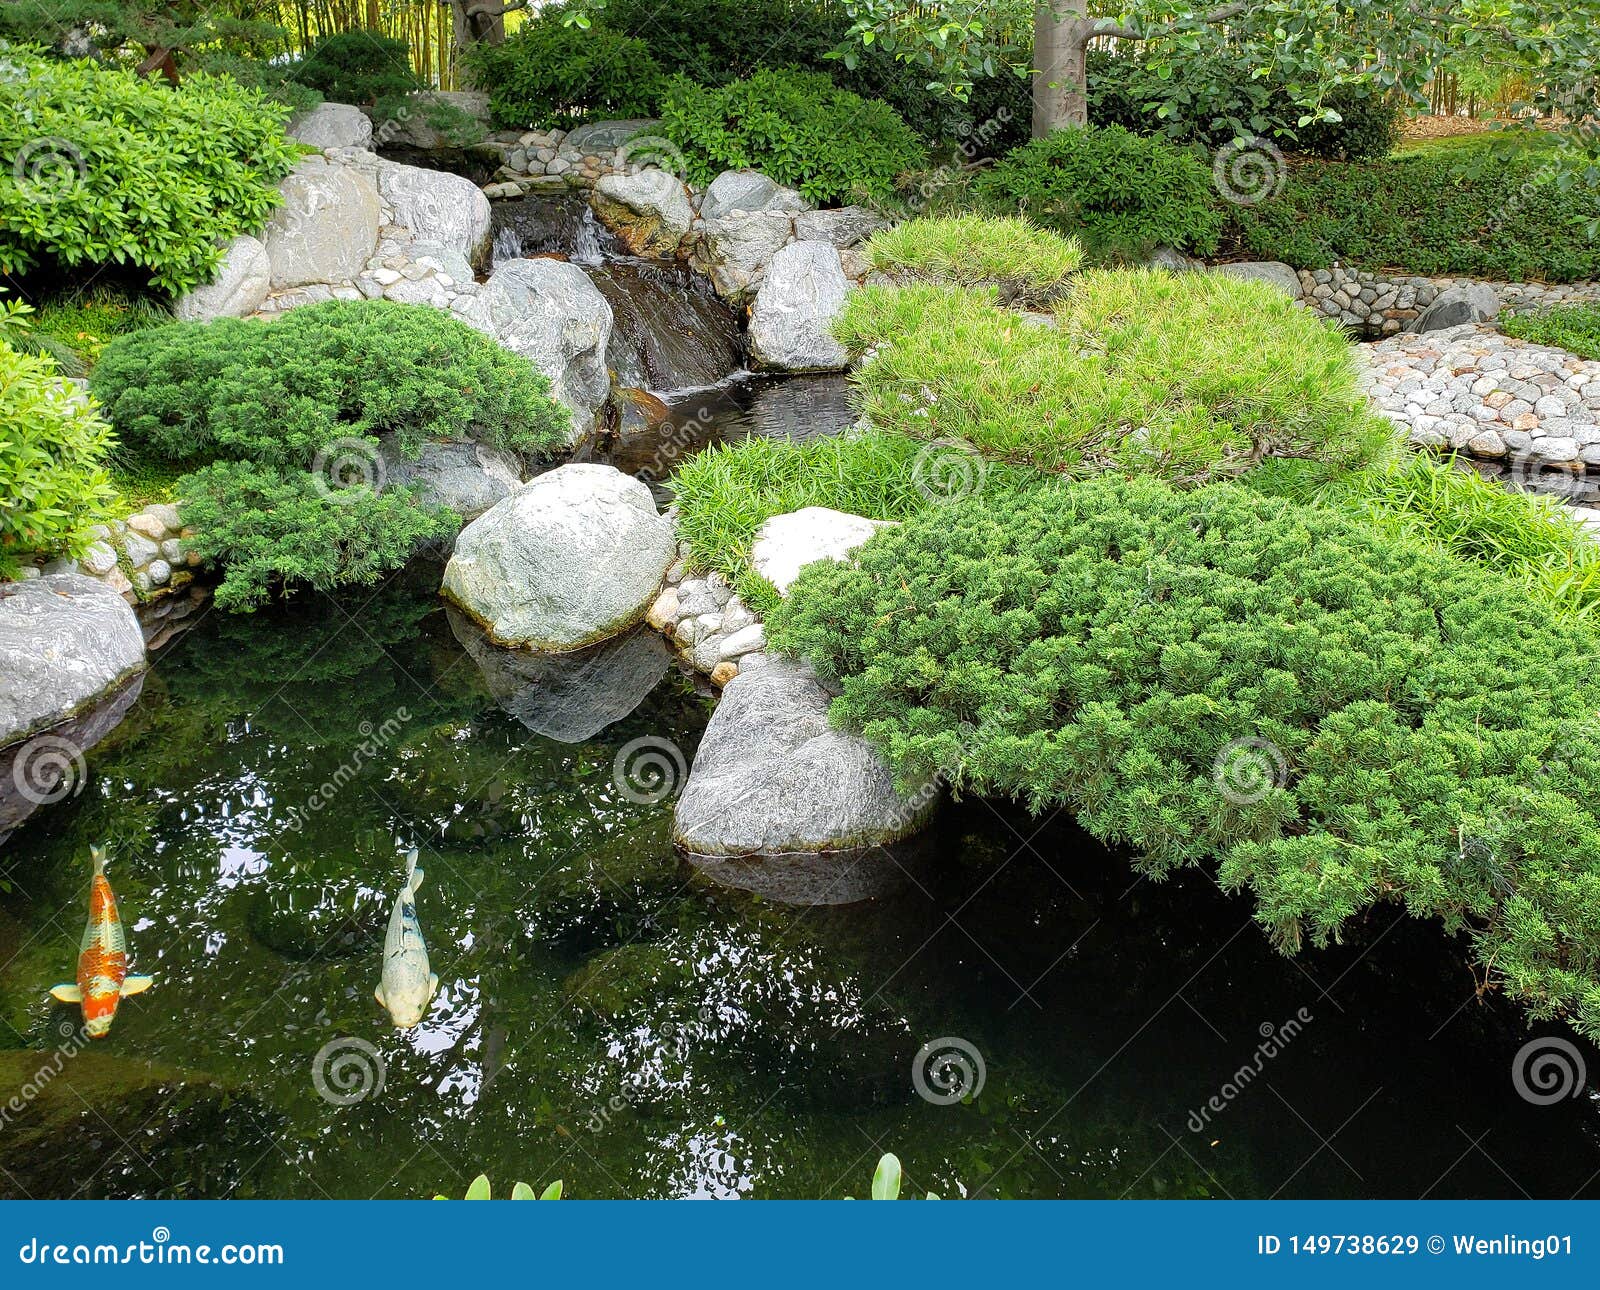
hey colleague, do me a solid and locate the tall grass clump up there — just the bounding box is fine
[864,215,1085,307]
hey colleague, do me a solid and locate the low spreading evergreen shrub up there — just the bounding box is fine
[768,474,1600,1038]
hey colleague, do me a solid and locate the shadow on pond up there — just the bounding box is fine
[0,573,1596,1199]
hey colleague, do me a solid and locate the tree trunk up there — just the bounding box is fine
[1032,0,1090,138]
[136,44,181,85]
[365,0,381,29]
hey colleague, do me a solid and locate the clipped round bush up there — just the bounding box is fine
[90,301,571,609]
[769,474,1600,1038]
[292,30,419,104]
[465,20,667,129]
[659,69,927,205]
[0,53,299,296]
[0,339,114,573]
[977,125,1223,261]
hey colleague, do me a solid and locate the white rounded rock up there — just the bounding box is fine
[751,507,894,594]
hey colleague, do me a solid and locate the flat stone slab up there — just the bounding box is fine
[751,506,893,594]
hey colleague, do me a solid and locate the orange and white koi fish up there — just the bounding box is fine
[47,845,152,1038]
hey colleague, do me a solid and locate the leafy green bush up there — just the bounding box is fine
[465,20,667,129]
[0,53,299,296]
[976,126,1223,261]
[90,301,570,609]
[833,271,1391,486]
[767,474,1600,1039]
[1088,49,1399,161]
[1291,86,1401,163]
[292,30,418,105]
[1502,302,1600,361]
[864,215,1084,306]
[0,339,115,574]
[1225,154,1600,281]
[658,69,927,205]
[592,0,1023,152]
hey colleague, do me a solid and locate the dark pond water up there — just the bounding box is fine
[2,571,1598,1200]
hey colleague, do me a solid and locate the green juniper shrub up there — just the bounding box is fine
[658,69,927,205]
[1224,153,1600,281]
[0,52,299,297]
[465,19,667,130]
[90,301,570,609]
[177,461,457,613]
[864,215,1085,307]
[0,338,115,575]
[767,474,1600,1038]
[832,270,1391,486]
[1502,302,1600,361]
[976,125,1224,261]
[291,30,419,105]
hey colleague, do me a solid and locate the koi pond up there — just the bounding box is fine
[1,569,1598,1200]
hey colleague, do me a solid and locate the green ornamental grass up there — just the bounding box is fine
[1501,302,1600,361]
[864,215,1085,307]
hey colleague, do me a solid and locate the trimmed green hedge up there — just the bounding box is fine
[0,52,299,296]
[658,69,926,205]
[1225,153,1600,282]
[768,474,1600,1039]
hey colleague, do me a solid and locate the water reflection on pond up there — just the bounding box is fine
[1,573,1597,1199]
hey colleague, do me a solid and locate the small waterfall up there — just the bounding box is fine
[491,225,524,267]
[589,262,742,396]
[571,208,605,266]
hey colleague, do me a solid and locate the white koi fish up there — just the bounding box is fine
[374,849,437,1029]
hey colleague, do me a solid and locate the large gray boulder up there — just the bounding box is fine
[173,234,272,322]
[290,103,374,151]
[563,119,657,153]
[377,162,491,265]
[793,208,886,251]
[591,169,694,259]
[448,612,672,743]
[700,170,808,221]
[691,211,795,303]
[0,574,145,747]
[440,464,676,651]
[468,259,614,435]
[674,655,939,856]
[1210,260,1302,299]
[379,438,524,524]
[261,156,381,288]
[748,241,851,372]
[751,506,893,593]
[1416,283,1501,333]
